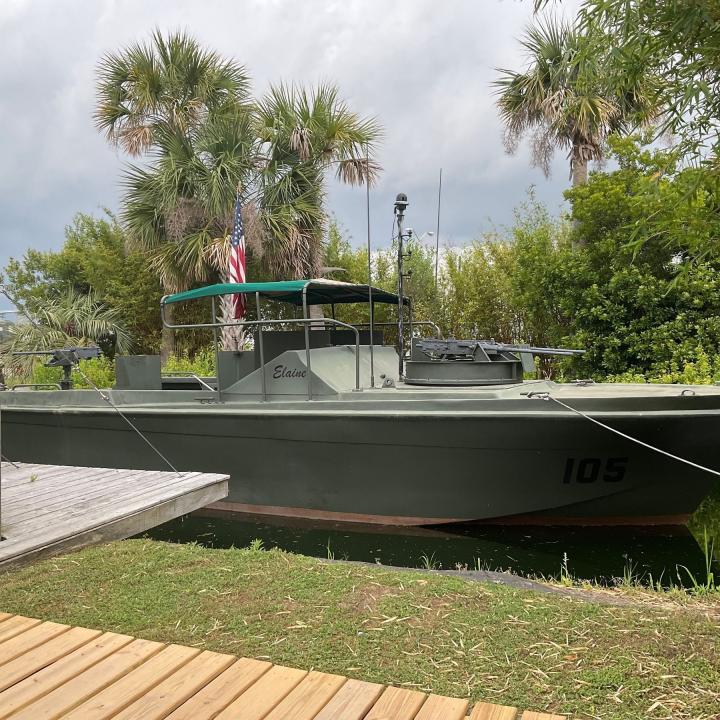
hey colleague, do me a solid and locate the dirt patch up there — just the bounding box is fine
[340,581,398,614]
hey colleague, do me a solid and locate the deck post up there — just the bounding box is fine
[302,286,312,401]
[211,297,222,403]
[255,292,267,402]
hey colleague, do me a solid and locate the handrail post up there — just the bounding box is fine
[211,297,221,402]
[302,286,312,401]
[255,292,267,402]
[352,326,360,391]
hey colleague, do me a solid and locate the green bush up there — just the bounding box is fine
[162,347,216,376]
[31,356,116,389]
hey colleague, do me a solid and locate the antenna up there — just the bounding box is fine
[365,146,375,388]
[394,193,409,378]
[435,168,442,287]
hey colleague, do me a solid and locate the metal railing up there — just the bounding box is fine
[160,299,361,401]
[347,320,442,338]
[10,383,63,391]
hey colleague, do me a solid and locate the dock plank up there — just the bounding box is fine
[110,649,236,720]
[7,637,163,720]
[0,616,42,644]
[165,657,272,720]
[470,703,519,720]
[364,686,428,719]
[416,694,471,720]
[214,664,307,720]
[60,643,200,720]
[0,463,228,570]
[0,632,134,720]
[312,678,385,720]
[0,625,102,692]
[520,713,567,719]
[0,620,70,667]
[262,670,347,720]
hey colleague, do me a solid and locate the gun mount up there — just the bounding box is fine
[11,347,101,390]
[404,338,584,386]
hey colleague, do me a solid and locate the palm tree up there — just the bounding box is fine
[96,30,255,356]
[256,83,382,279]
[97,33,382,352]
[494,16,659,186]
[95,29,251,156]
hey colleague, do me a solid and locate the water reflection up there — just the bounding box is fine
[144,509,712,587]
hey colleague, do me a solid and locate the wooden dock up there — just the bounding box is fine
[0,614,566,719]
[0,463,228,571]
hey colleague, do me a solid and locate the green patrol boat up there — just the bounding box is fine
[2,195,719,527]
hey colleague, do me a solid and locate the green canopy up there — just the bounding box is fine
[163,279,407,306]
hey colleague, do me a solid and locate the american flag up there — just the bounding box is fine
[228,192,247,319]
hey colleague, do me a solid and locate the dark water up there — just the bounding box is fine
[144,492,720,587]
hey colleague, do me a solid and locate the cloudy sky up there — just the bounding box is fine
[0,0,583,277]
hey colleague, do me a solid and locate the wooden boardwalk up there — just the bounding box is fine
[0,614,566,720]
[0,463,228,570]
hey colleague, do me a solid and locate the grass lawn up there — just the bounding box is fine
[0,539,719,719]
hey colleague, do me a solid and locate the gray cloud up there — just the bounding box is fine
[0,0,582,278]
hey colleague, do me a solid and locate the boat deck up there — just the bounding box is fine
[0,462,228,570]
[0,613,567,719]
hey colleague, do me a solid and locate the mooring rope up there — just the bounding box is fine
[528,391,720,479]
[0,454,20,469]
[73,364,181,475]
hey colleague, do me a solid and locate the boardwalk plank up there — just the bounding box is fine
[165,658,272,720]
[415,693,470,720]
[60,643,201,720]
[8,637,163,720]
[312,678,385,720]
[0,613,13,623]
[215,664,307,720]
[0,625,102,693]
[0,621,70,667]
[364,686,428,720]
[470,702,519,719]
[520,712,567,719]
[0,631,133,719]
[263,670,346,720]
[0,616,42,645]
[110,649,236,720]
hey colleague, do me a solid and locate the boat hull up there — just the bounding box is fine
[2,401,718,526]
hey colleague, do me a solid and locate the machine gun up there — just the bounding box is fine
[413,339,585,374]
[11,347,102,390]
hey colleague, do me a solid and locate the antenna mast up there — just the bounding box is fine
[394,193,409,379]
[435,168,442,287]
[366,147,375,388]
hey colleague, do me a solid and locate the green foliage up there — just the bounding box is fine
[163,347,217,376]
[559,137,720,379]
[2,212,162,353]
[30,356,116,389]
[583,0,720,166]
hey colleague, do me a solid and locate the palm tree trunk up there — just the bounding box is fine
[220,293,245,350]
[571,145,588,248]
[309,303,325,329]
[160,304,175,363]
[572,158,588,186]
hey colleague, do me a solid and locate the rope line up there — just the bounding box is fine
[0,455,20,469]
[73,365,181,475]
[530,392,720,479]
